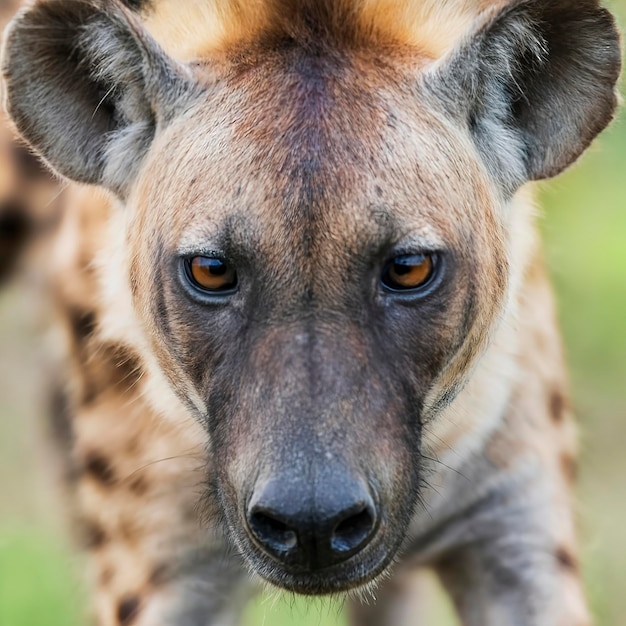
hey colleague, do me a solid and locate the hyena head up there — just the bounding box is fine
[2,0,620,594]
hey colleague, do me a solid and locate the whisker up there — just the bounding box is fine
[121,451,206,483]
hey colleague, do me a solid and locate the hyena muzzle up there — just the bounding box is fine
[1,0,622,625]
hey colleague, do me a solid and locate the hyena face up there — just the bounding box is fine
[126,52,509,592]
[3,0,620,595]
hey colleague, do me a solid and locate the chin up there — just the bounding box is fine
[241,537,398,596]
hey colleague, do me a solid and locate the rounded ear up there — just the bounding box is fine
[426,0,622,192]
[1,0,198,196]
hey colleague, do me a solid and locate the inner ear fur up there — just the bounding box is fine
[427,0,622,190]
[1,0,197,196]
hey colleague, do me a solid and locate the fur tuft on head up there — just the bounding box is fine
[138,0,501,60]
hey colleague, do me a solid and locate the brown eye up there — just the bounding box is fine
[186,256,237,293]
[382,253,436,292]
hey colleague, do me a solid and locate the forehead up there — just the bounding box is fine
[135,43,495,252]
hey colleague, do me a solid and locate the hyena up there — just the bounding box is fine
[1,0,622,625]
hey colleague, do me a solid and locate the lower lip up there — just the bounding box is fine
[250,543,394,595]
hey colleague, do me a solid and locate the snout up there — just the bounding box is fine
[246,471,379,573]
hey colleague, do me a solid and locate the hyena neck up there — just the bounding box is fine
[421,186,540,465]
[412,186,577,556]
[49,187,190,427]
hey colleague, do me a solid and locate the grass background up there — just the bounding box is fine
[1,2,625,624]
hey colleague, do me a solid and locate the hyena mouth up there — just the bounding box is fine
[243,533,397,596]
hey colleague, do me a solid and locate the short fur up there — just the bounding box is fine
[1,1,622,625]
[137,0,501,60]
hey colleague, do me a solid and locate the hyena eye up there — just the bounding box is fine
[185,256,238,293]
[381,253,437,293]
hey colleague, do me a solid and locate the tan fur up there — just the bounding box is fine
[44,184,222,626]
[144,0,503,60]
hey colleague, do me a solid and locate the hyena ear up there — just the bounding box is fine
[1,0,197,196]
[427,0,622,190]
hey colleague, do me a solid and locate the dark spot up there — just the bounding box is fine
[549,388,566,423]
[128,476,149,496]
[117,596,141,625]
[561,452,578,483]
[0,202,30,240]
[374,185,383,197]
[556,547,578,573]
[102,343,144,391]
[79,380,99,407]
[79,341,143,405]
[84,521,108,549]
[84,452,116,485]
[77,342,144,406]
[114,351,143,390]
[68,307,97,342]
[0,201,32,283]
[119,0,150,11]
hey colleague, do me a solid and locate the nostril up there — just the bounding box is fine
[249,510,298,554]
[331,505,376,554]
[247,478,379,569]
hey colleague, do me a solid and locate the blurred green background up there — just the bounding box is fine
[1,2,625,625]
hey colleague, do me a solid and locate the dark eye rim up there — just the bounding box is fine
[380,251,443,296]
[179,255,239,299]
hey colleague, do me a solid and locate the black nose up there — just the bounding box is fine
[246,475,378,571]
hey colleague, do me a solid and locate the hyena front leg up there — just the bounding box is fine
[435,529,590,626]
[431,442,591,626]
[74,393,253,626]
[60,337,252,625]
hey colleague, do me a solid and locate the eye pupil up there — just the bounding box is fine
[392,261,413,276]
[382,253,436,292]
[187,256,237,293]
[207,260,227,276]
